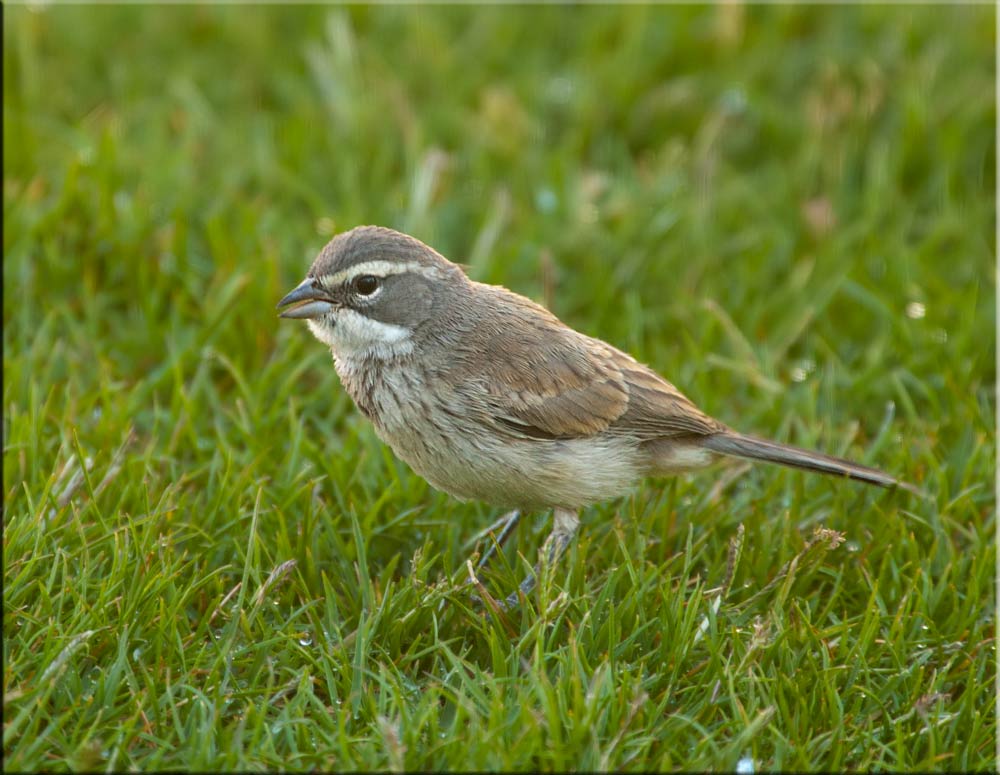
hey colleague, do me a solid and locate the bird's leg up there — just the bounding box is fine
[473,509,522,573]
[501,507,580,610]
[463,509,521,612]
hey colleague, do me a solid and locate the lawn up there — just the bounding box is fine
[3,4,995,771]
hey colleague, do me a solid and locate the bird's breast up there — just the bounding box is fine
[332,356,646,509]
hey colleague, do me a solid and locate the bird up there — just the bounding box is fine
[278,225,917,609]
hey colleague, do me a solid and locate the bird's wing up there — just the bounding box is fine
[459,287,723,441]
[461,326,629,439]
[610,359,725,439]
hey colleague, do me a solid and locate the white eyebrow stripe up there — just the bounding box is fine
[319,260,441,287]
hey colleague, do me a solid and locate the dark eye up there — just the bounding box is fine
[352,275,380,296]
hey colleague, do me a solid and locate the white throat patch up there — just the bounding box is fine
[307,308,413,359]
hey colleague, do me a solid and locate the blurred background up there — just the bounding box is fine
[3,4,995,771]
[5,5,994,410]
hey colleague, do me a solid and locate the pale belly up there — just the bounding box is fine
[414,431,649,510]
[389,430,646,510]
[334,357,646,510]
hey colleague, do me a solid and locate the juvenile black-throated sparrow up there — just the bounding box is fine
[278,226,917,608]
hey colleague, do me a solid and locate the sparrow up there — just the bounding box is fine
[278,225,917,608]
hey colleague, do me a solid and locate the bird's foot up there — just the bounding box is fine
[471,508,580,612]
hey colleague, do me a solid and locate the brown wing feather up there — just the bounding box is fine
[612,361,725,439]
[469,290,629,438]
[457,285,722,441]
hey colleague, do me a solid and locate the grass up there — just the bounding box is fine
[3,3,995,771]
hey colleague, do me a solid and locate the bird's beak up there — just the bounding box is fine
[277,278,336,319]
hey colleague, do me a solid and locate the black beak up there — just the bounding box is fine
[277,278,336,319]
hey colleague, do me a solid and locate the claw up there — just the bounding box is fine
[468,507,580,612]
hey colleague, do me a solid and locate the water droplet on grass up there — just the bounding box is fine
[790,359,815,383]
[113,190,131,214]
[535,188,558,213]
[720,87,747,114]
[547,76,574,103]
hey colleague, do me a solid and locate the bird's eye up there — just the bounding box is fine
[352,275,380,296]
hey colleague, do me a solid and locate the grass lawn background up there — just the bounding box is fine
[3,4,995,771]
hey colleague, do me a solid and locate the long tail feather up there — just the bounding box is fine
[700,432,923,496]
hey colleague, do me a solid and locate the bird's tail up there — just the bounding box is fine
[700,431,923,496]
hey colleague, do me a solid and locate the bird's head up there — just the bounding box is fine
[277,225,467,358]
